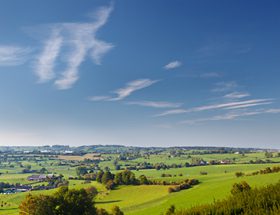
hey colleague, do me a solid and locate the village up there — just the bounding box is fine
[0,174,64,194]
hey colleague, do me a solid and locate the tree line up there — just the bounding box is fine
[78,168,199,191]
[235,166,280,177]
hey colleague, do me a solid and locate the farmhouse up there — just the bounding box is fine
[27,174,54,181]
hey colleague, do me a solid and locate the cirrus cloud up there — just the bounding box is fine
[164,60,182,70]
[89,79,159,101]
[0,45,32,66]
[35,3,114,89]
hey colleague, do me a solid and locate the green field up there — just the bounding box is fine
[116,152,280,168]
[0,159,279,215]
[95,163,280,214]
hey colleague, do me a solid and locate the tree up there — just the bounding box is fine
[165,205,175,215]
[55,187,96,215]
[19,186,99,215]
[101,171,114,184]
[114,172,122,185]
[39,167,48,174]
[265,151,273,158]
[96,208,109,215]
[231,181,251,195]
[85,186,98,198]
[96,170,104,183]
[76,166,88,176]
[19,194,56,215]
[139,175,149,185]
[105,180,115,190]
[119,170,137,185]
[111,206,124,215]
[235,172,244,177]
[115,164,121,170]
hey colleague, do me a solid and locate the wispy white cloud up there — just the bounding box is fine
[164,60,182,70]
[89,79,159,102]
[212,81,237,92]
[88,95,112,101]
[224,102,273,110]
[111,79,159,101]
[35,30,63,82]
[126,100,182,108]
[156,99,274,117]
[224,91,250,99]
[180,112,253,125]
[180,108,280,125]
[155,109,188,117]
[35,3,114,89]
[266,108,280,114]
[0,45,31,66]
[192,99,273,112]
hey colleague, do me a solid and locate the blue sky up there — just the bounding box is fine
[0,0,280,148]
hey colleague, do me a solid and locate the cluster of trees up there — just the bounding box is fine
[235,171,245,177]
[230,181,251,195]
[167,181,280,215]
[257,166,280,174]
[248,159,278,164]
[120,162,186,171]
[76,166,100,176]
[48,175,69,188]
[264,151,280,158]
[81,170,145,190]
[0,182,13,190]
[20,165,49,174]
[199,171,208,175]
[161,173,184,177]
[236,166,280,178]
[114,170,138,185]
[82,169,199,190]
[19,186,123,215]
[167,179,199,193]
[161,173,173,177]
[0,182,31,193]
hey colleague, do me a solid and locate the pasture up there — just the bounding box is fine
[0,152,279,215]
[96,163,280,214]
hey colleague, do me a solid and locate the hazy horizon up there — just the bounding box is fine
[0,0,279,148]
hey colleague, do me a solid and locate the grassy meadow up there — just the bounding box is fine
[0,150,279,215]
[1,163,279,215]
[97,163,280,214]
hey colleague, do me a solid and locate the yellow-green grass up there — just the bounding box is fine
[103,164,280,214]
[133,163,280,181]
[130,172,280,215]
[95,185,169,213]
[119,152,280,167]
[0,164,279,215]
[0,174,28,184]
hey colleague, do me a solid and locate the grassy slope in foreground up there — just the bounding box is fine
[129,173,280,214]
[98,164,280,215]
